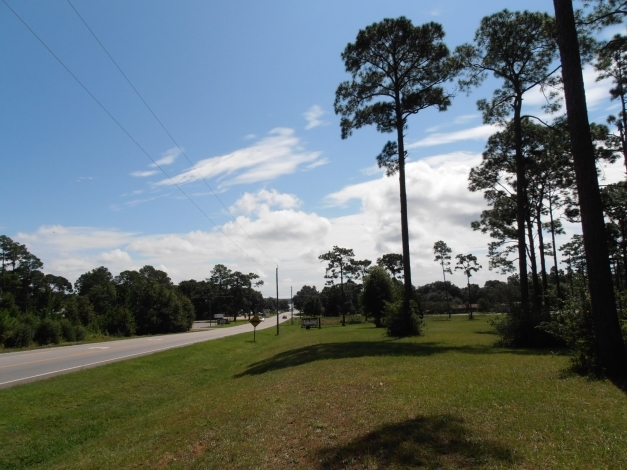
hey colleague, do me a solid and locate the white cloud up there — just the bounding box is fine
[407,124,501,148]
[99,249,133,264]
[158,128,323,188]
[131,170,159,178]
[306,158,329,169]
[151,147,181,167]
[303,105,326,130]
[230,189,301,215]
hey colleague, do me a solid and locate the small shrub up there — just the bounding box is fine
[385,300,423,337]
[74,325,87,342]
[347,315,363,324]
[34,319,62,345]
[537,281,598,373]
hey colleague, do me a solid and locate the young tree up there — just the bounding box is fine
[335,17,459,334]
[433,241,453,318]
[457,9,560,323]
[361,266,394,328]
[455,254,482,320]
[553,0,627,376]
[319,246,355,326]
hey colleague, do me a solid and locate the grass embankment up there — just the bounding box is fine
[1,316,626,469]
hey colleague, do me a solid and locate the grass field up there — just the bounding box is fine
[1,315,626,469]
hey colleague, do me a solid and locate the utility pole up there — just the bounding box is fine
[276,266,279,335]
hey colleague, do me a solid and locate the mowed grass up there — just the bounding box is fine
[1,316,626,469]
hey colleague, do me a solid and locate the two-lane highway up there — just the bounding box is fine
[0,316,288,389]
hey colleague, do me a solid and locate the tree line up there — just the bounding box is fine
[333,0,627,376]
[0,235,265,349]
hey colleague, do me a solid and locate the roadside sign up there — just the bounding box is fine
[250,315,261,342]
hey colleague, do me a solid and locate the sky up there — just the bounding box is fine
[1,0,625,297]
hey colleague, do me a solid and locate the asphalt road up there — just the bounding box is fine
[0,315,290,389]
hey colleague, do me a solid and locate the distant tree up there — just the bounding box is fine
[433,241,453,318]
[361,266,394,327]
[376,254,404,281]
[455,254,482,320]
[293,285,319,311]
[319,246,355,326]
[303,296,323,317]
[349,259,372,283]
[335,17,460,334]
[75,266,117,319]
[554,0,627,376]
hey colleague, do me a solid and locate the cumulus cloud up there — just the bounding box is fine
[158,128,324,188]
[20,144,598,294]
[230,189,301,215]
[303,105,326,130]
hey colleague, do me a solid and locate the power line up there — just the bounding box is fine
[1,0,269,272]
[65,0,277,266]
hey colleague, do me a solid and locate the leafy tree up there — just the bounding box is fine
[361,266,394,327]
[75,266,117,319]
[293,285,319,311]
[376,253,404,281]
[303,296,323,317]
[457,9,559,324]
[319,246,355,326]
[433,241,453,317]
[320,285,342,317]
[455,254,482,320]
[554,0,627,376]
[335,17,460,333]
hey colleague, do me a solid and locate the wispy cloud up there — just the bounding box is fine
[151,147,181,167]
[77,176,94,183]
[407,124,500,149]
[158,128,323,188]
[304,105,326,130]
[131,170,159,178]
[306,158,329,169]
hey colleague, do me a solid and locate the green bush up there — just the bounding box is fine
[4,323,32,348]
[75,325,87,342]
[60,319,76,342]
[34,319,62,345]
[385,300,423,337]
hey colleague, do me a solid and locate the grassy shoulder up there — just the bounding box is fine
[1,315,625,469]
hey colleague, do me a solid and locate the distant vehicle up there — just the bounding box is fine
[282,315,287,319]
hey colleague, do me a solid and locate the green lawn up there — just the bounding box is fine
[1,315,625,469]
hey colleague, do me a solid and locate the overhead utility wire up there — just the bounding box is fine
[1,0,267,271]
[65,0,277,267]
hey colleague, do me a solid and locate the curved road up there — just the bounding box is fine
[0,316,290,389]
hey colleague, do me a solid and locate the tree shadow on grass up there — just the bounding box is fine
[233,340,550,378]
[317,414,517,469]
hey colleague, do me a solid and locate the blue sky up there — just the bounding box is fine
[1,0,624,296]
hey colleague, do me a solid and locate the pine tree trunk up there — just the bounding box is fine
[548,196,562,299]
[553,0,627,376]
[514,100,531,325]
[397,119,413,329]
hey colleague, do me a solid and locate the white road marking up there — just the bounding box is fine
[146,338,162,341]
[88,347,110,349]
